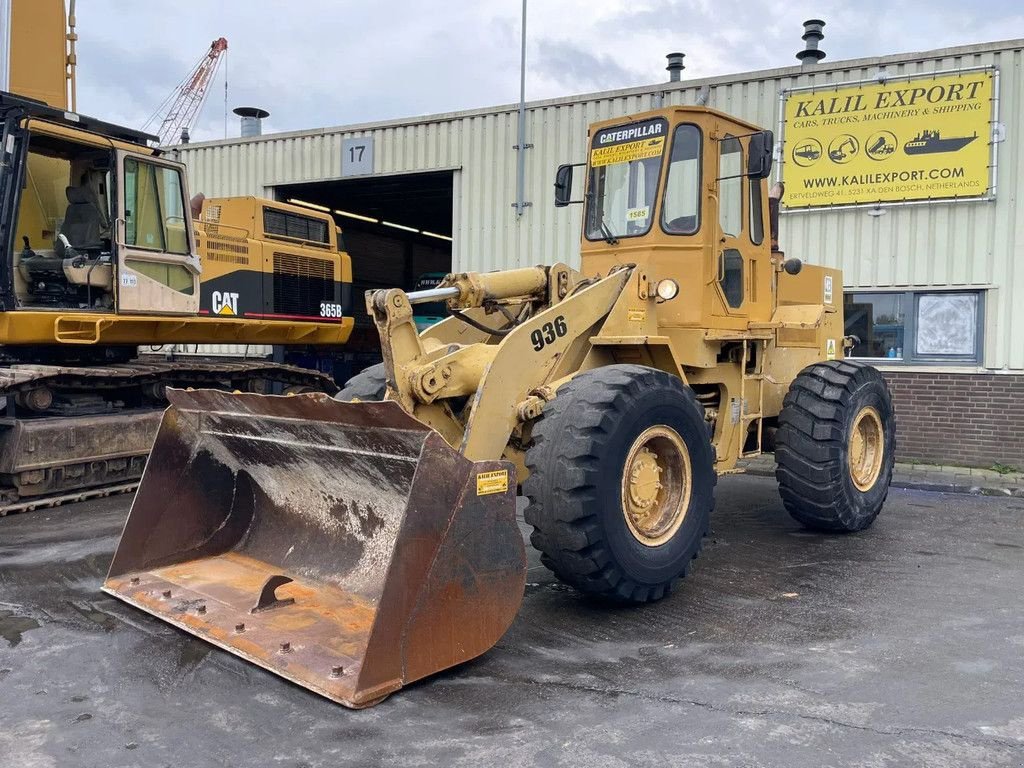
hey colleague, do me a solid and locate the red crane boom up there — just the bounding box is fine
[143,37,228,145]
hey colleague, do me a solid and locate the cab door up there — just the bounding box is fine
[713,132,747,320]
[115,151,200,314]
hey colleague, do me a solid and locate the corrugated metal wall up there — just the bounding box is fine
[177,39,1024,371]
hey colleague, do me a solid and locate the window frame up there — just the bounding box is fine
[123,157,190,255]
[583,117,669,243]
[844,289,985,366]
[659,123,703,236]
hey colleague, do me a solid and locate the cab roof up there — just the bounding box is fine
[0,90,158,147]
[588,105,765,138]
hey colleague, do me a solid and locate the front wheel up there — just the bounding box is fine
[775,360,896,532]
[524,365,716,603]
[335,363,387,402]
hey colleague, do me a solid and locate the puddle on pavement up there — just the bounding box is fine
[66,600,118,632]
[0,608,41,647]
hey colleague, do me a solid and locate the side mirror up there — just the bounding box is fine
[554,164,574,207]
[747,130,774,179]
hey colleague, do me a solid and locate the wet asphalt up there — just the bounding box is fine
[1,476,1023,768]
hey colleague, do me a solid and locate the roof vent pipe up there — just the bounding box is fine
[666,52,685,82]
[796,19,826,66]
[233,106,270,138]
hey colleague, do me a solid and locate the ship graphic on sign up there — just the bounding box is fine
[903,129,978,155]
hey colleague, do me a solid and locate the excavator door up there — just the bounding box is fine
[114,151,200,315]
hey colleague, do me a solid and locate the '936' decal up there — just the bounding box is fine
[531,315,568,351]
[319,302,345,318]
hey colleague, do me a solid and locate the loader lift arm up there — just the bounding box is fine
[368,264,633,460]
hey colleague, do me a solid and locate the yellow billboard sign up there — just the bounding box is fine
[782,71,994,208]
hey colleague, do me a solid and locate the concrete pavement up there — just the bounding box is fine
[1,475,1023,767]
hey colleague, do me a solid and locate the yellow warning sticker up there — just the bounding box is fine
[627,308,647,322]
[590,137,665,167]
[476,470,509,496]
[826,338,837,360]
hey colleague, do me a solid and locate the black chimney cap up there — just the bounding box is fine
[233,107,270,119]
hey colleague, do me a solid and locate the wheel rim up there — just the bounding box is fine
[848,406,884,491]
[620,426,692,547]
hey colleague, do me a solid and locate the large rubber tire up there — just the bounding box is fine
[335,363,387,402]
[524,365,716,603]
[775,360,895,532]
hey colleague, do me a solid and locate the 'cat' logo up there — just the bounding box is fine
[212,291,240,315]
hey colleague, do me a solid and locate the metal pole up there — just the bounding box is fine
[67,0,77,111]
[512,0,530,217]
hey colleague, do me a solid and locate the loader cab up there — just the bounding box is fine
[0,92,199,317]
[557,106,775,330]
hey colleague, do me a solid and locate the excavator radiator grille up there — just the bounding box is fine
[273,251,336,317]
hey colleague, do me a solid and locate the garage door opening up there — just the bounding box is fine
[275,170,454,380]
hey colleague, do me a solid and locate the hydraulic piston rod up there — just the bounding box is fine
[406,286,461,304]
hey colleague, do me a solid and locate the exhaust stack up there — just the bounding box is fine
[666,52,685,82]
[797,19,826,66]
[234,106,269,138]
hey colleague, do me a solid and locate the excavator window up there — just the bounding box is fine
[662,124,701,235]
[124,159,189,255]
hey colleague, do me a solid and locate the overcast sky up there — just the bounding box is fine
[75,0,1024,142]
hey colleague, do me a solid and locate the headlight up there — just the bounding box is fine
[655,279,680,302]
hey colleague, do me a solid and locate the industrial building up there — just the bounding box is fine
[173,36,1024,468]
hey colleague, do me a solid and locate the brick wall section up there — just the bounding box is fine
[881,371,1024,469]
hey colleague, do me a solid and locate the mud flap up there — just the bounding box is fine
[102,389,525,708]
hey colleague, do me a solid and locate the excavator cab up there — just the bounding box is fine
[0,91,199,317]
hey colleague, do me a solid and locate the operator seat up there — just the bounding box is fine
[57,181,114,294]
[57,184,105,253]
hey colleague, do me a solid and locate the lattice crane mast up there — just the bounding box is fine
[143,37,227,145]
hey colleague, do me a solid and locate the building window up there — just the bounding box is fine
[844,290,983,364]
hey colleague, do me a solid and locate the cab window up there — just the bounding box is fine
[585,118,668,241]
[718,136,743,238]
[661,125,701,235]
[124,159,189,254]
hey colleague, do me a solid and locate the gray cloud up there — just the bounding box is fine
[533,39,649,94]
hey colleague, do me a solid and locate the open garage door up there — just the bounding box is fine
[274,171,454,379]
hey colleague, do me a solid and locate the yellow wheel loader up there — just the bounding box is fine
[105,105,896,708]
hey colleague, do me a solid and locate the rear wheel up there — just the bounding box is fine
[524,365,716,603]
[335,363,387,402]
[775,360,895,532]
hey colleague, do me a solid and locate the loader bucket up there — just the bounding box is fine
[102,389,525,708]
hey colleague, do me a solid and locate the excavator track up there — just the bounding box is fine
[0,358,340,514]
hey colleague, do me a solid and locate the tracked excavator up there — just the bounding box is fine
[105,105,896,708]
[0,92,352,512]
[0,1,354,512]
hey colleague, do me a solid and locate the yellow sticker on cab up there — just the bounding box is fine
[590,136,665,168]
[476,469,509,496]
